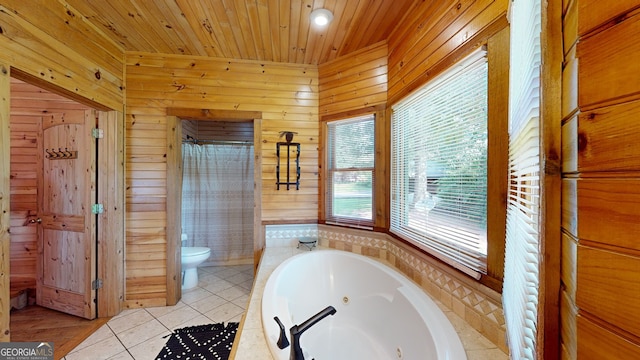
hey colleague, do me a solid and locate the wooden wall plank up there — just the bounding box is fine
[0,62,11,342]
[577,0,640,36]
[577,12,640,109]
[562,46,578,120]
[560,290,578,359]
[168,108,261,121]
[577,315,640,359]
[186,121,254,142]
[563,0,579,55]
[561,233,578,301]
[562,116,578,173]
[577,245,640,337]
[577,100,640,172]
[576,179,640,250]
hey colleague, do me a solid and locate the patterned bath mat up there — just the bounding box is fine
[156,322,239,360]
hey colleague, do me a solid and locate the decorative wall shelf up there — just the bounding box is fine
[276,141,300,190]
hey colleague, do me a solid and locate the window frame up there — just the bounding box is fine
[320,106,387,230]
[324,113,376,228]
[390,49,490,278]
[388,38,508,288]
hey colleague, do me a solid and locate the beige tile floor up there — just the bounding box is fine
[63,264,254,360]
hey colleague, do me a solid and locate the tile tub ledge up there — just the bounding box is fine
[230,246,508,360]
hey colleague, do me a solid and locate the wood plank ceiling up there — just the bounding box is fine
[63,0,415,65]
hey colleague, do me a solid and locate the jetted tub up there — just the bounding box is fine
[261,249,467,360]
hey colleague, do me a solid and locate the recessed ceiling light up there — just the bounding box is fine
[310,8,333,27]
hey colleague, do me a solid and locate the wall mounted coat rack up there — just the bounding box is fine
[45,148,78,160]
[276,131,300,190]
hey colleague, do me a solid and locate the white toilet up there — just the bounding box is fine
[181,234,211,290]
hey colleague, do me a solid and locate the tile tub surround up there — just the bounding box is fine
[232,226,507,359]
[318,224,508,354]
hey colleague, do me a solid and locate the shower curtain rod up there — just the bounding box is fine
[182,137,253,146]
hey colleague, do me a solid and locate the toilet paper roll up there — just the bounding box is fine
[181,234,188,241]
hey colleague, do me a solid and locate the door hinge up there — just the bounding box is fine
[92,279,103,290]
[92,128,104,139]
[92,203,104,214]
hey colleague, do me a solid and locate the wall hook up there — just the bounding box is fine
[45,147,78,160]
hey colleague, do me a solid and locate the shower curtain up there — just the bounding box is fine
[181,142,254,265]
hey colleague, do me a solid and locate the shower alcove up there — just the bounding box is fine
[165,109,263,303]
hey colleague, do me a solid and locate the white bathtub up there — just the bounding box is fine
[261,249,467,360]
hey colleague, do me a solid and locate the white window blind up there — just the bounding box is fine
[326,114,375,227]
[390,50,488,277]
[502,0,541,358]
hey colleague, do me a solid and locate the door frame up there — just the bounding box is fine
[166,109,262,305]
[95,109,125,317]
[0,67,125,330]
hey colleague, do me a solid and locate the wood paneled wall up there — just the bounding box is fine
[318,41,388,117]
[182,120,254,142]
[125,53,318,306]
[0,1,124,110]
[9,114,39,288]
[561,1,640,358]
[387,0,509,105]
[0,2,124,341]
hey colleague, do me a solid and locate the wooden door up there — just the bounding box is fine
[36,110,97,319]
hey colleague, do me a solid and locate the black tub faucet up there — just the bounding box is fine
[289,305,337,360]
[273,316,290,349]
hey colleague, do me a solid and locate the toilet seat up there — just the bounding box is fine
[182,247,210,257]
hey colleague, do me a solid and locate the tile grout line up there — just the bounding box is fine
[107,320,140,360]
